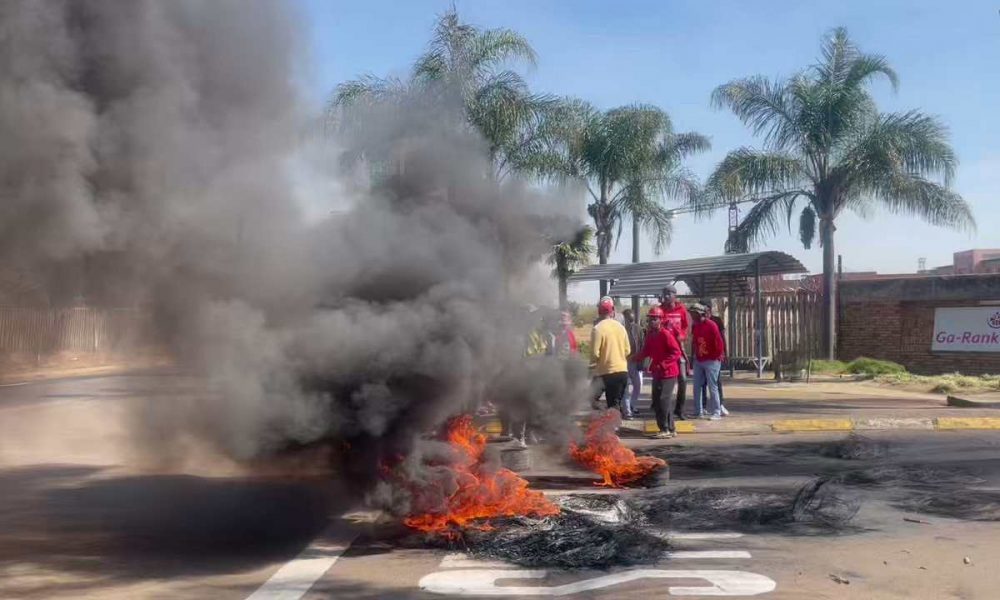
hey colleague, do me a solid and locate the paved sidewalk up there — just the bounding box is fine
[614,378,1000,434]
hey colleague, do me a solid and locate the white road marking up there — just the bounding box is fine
[441,555,518,569]
[439,550,751,570]
[420,568,777,596]
[669,550,752,559]
[0,381,31,387]
[245,535,357,600]
[669,532,744,540]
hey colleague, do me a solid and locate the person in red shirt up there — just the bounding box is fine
[690,303,726,420]
[634,306,682,438]
[699,300,729,416]
[556,311,578,356]
[660,284,691,420]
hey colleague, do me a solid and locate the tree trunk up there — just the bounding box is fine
[631,215,640,315]
[596,185,611,299]
[558,273,568,309]
[820,217,837,359]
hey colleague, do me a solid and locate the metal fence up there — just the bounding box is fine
[0,307,151,355]
[719,291,821,369]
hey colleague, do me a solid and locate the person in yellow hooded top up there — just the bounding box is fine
[590,296,631,411]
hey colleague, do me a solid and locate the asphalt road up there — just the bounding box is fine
[1,374,999,599]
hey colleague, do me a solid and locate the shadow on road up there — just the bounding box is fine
[0,464,352,595]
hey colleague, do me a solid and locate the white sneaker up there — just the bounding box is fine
[720,405,730,416]
[709,414,722,421]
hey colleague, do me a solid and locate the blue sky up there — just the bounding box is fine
[297,0,999,278]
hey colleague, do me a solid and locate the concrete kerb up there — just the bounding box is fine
[480,416,1000,437]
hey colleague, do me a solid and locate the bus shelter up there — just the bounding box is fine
[569,252,808,377]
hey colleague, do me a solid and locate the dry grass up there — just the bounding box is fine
[875,372,1000,395]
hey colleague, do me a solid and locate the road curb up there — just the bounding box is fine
[771,418,853,432]
[853,417,934,431]
[935,417,1000,430]
[946,395,1000,408]
[480,415,1000,437]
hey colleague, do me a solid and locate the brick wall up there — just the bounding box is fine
[839,300,903,364]
[837,275,1000,375]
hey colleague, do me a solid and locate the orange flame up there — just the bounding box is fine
[402,415,559,536]
[570,411,666,487]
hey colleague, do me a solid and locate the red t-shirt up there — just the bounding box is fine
[563,327,579,354]
[692,318,725,362]
[635,325,682,380]
[661,302,690,341]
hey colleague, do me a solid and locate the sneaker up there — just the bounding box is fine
[720,405,730,416]
[708,414,722,421]
[651,431,672,439]
[700,414,713,420]
[515,438,528,448]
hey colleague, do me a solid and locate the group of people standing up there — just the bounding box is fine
[590,284,728,439]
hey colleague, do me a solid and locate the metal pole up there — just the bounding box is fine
[727,275,735,378]
[755,258,764,379]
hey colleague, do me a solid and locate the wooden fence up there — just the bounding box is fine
[0,307,151,356]
[718,292,821,369]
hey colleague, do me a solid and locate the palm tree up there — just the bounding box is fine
[698,28,974,359]
[548,226,595,309]
[331,10,552,182]
[559,103,709,298]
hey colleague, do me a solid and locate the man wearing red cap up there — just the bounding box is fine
[635,306,683,438]
[590,296,630,412]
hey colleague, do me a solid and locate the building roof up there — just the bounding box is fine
[569,251,808,297]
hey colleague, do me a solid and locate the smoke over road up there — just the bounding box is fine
[0,0,588,510]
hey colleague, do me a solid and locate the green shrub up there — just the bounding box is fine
[576,340,591,358]
[845,357,906,376]
[810,359,848,374]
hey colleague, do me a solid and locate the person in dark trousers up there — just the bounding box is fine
[620,308,643,419]
[590,297,631,412]
[634,306,682,438]
[698,301,729,415]
[659,284,691,419]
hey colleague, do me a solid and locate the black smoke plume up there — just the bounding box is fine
[0,0,588,510]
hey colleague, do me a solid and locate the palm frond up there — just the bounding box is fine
[331,74,405,108]
[872,173,976,232]
[471,27,537,71]
[817,27,856,85]
[844,53,899,92]
[727,191,808,250]
[659,169,703,205]
[704,148,809,205]
[838,110,957,190]
[639,203,675,254]
[711,76,802,150]
[662,132,711,161]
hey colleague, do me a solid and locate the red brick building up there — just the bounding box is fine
[838,273,1000,374]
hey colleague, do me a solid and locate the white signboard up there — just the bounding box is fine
[932,307,1000,352]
